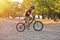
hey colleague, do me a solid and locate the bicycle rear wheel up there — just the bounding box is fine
[16,23,25,32]
[33,21,43,31]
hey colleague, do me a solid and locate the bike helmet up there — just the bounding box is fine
[30,5,35,9]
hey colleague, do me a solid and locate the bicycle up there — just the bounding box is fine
[16,15,44,32]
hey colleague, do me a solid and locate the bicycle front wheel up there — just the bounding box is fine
[16,23,25,32]
[33,21,43,31]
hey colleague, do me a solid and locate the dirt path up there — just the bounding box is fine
[0,18,60,40]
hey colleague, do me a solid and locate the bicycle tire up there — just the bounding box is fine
[33,21,43,31]
[16,23,25,32]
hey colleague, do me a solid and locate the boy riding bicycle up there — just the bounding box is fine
[16,5,43,31]
[24,5,35,30]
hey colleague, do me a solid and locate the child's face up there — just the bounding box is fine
[30,8,34,11]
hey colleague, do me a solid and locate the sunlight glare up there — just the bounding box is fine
[12,0,23,3]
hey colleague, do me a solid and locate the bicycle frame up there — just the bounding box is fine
[24,16,35,27]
